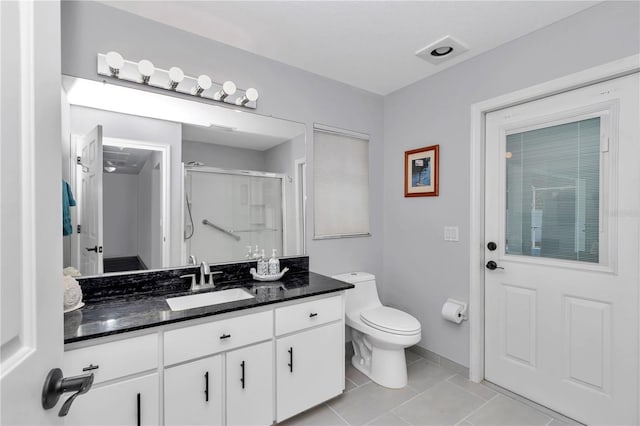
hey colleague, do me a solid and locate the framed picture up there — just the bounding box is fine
[404,144,439,197]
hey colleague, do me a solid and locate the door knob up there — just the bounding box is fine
[485,261,504,270]
[487,242,497,251]
[85,246,103,253]
[42,368,94,417]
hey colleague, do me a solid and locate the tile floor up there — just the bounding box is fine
[280,350,580,426]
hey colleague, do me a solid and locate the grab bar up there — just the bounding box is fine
[202,219,241,241]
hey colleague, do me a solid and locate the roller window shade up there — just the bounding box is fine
[313,129,370,239]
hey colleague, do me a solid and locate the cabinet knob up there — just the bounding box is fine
[137,393,141,426]
[240,361,245,389]
[204,371,209,402]
[82,364,99,372]
[288,347,294,373]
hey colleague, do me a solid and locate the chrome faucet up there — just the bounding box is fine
[198,261,222,290]
[200,261,211,286]
[180,261,223,291]
[188,255,198,265]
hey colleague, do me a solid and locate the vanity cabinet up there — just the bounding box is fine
[64,292,346,426]
[63,333,158,384]
[63,333,159,426]
[164,355,224,426]
[163,310,272,366]
[163,310,273,426]
[275,296,344,422]
[276,322,343,422]
[226,341,274,426]
[64,373,159,426]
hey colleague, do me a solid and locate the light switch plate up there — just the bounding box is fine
[444,226,459,242]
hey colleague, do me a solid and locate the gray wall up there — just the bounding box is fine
[61,1,639,365]
[61,1,385,278]
[182,140,266,171]
[138,151,163,269]
[382,1,640,367]
[265,134,307,256]
[103,173,139,258]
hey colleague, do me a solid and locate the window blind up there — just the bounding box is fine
[505,117,600,263]
[313,128,370,239]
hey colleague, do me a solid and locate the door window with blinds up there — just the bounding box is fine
[505,116,603,263]
[313,126,370,239]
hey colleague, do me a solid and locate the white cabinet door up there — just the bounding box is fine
[165,355,223,426]
[276,322,344,422]
[226,341,273,426]
[64,373,158,426]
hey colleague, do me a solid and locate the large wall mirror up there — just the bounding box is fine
[62,76,307,276]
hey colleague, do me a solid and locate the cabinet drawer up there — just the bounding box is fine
[164,310,272,366]
[64,373,159,426]
[64,333,158,384]
[275,295,342,336]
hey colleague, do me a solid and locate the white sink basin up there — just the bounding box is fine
[166,288,255,311]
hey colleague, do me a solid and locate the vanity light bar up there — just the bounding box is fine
[97,52,259,109]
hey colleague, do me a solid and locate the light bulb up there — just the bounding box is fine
[235,87,259,106]
[137,59,154,84]
[192,75,212,96]
[168,67,184,90]
[214,81,237,101]
[246,88,259,102]
[105,51,124,77]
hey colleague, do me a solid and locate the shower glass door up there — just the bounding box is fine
[185,168,284,264]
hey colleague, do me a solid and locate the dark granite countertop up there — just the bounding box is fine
[64,266,353,344]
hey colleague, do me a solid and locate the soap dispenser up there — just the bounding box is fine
[257,249,269,276]
[268,249,280,275]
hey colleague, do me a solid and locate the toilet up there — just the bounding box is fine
[332,272,421,389]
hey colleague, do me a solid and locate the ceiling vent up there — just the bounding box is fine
[415,35,469,65]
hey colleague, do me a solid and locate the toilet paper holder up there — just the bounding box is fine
[442,298,468,322]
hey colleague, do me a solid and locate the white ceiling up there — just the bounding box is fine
[101,1,599,95]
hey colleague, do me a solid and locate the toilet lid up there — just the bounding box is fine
[360,306,421,335]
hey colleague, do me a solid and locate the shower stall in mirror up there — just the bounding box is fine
[184,166,286,264]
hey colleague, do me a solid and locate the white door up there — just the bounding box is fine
[226,341,273,426]
[165,355,224,426]
[484,74,639,424]
[64,373,159,426]
[78,126,103,275]
[276,322,343,422]
[0,1,64,425]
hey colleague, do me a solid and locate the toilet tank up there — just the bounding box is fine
[332,272,382,315]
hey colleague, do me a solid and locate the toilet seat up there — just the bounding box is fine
[360,306,421,336]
